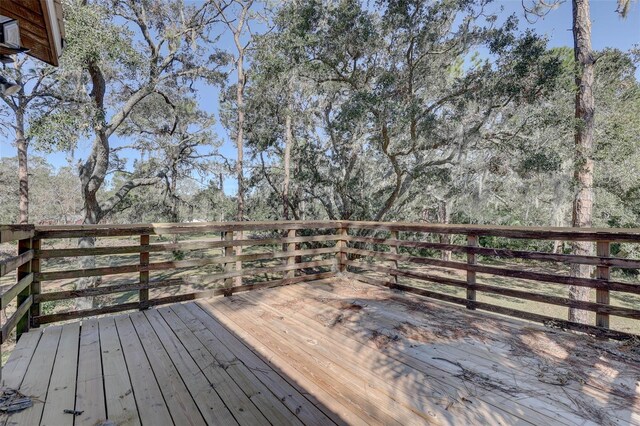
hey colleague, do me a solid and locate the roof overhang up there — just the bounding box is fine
[0,0,65,66]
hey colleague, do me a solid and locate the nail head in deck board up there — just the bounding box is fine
[156,307,270,425]
[40,322,80,426]
[142,309,239,426]
[98,317,140,426]
[8,326,62,426]
[128,311,206,426]
[74,319,107,426]
[113,315,173,425]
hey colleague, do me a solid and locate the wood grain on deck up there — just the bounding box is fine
[2,277,639,425]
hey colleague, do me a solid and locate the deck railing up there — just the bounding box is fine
[0,225,37,345]
[2,220,640,344]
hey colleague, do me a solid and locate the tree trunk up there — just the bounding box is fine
[236,47,245,222]
[16,109,29,224]
[552,180,565,254]
[283,108,293,221]
[437,200,452,261]
[75,124,109,311]
[569,0,595,324]
[233,9,250,286]
[75,192,101,311]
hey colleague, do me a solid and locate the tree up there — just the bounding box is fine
[521,0,637,323]
[31,0,227,308]
[0,157,82,224]
[616,0,636,17]
[108,97,221,225]
[245,0,560,223]
[0,57,59,223]
[216,0,258,287]
[567,0,595,323]
[216,0,256,222]
[244,21,306,220]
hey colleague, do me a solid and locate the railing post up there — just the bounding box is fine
[139,234,150,310]
[16,236,32,338]
[286,229,297,279]
[389,230,399,286]
[596,241,610,329]
[336,224,347,273]
[466,234,477,310]
[30,238,41,327]
[223,231,234,296]
[235,230,243,287]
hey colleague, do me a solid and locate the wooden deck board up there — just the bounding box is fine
[113,315,173,425]
[142,309,239,426]
[169,303,305,426]
[1,330,41,390]
[302,285,622,423]
[40,322,79,426]
[175,303,336,426]
[212,283,536,425]
[6,326,62,426]
[1,277,638,425]
[274,284,579,424]
[205,295,427,425]
[74,318,106,426]
[156,306,270,426]
[99,316,139,426]
[305,281,640,424]
[128,311,205,426]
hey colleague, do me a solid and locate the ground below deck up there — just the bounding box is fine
[2,277,640,425]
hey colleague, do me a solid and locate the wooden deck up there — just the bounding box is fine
[2,277,639,425]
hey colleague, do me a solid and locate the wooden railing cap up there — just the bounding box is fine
[0,224,35,243]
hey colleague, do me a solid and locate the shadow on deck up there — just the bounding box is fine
[2,277,640,425]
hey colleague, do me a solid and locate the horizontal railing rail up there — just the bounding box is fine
[339,221,640,340]
[0,225,37,349]
[2,219,640,345]
[28,221,341,326]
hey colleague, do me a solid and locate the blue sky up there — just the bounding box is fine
[1,0,638,196]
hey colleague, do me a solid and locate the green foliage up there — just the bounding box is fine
[244,0,563,222]
[63,1,141,71]
[1,0,639,256]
